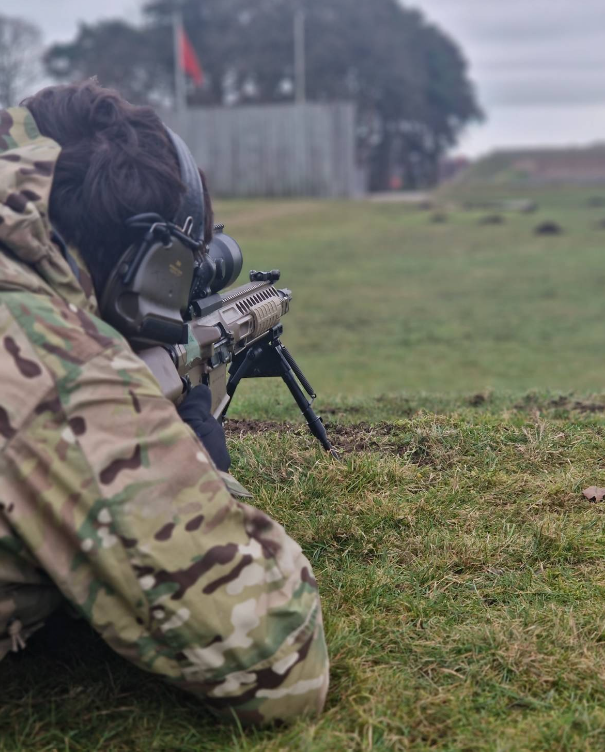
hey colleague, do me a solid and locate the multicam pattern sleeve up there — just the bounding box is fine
[0,291,328,725]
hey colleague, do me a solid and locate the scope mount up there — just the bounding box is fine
[250,269,281,283]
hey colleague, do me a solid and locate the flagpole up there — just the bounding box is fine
[294,7,306,104]
[173,7,187,113]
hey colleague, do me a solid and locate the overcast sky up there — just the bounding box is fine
[10,0,605,156]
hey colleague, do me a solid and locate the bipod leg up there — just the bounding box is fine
[272,342,338,458]
[223,332,338,458]
[219,344,263,421]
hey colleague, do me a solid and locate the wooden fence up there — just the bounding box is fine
[164,102,361,198]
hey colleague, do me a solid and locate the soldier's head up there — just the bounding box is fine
[23,80,211,297]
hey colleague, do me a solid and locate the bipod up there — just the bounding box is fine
[223,327,338,458]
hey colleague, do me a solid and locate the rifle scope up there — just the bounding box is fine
[207,225,243,293]
[189,224,243,302]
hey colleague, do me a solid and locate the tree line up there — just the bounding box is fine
[0,1,483,190]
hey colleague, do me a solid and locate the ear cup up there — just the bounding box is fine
[100,235,195,347]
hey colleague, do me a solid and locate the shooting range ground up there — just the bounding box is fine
[217,186,605,409]
[5,185,605,752]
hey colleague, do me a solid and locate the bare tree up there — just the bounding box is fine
[0,15,42,108]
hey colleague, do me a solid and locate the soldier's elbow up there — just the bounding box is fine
[247,626,330,725]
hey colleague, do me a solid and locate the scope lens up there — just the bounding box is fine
[207,231,243,293]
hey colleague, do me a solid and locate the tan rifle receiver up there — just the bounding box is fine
[138,272,337,456]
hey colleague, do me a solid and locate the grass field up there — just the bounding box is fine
[4,187,605,751]
[213,187,605,402]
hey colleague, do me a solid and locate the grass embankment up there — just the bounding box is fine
[440,147,605,198]
[4,192,605,750]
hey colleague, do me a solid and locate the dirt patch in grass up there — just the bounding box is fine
[225,419,434,461]
[321,405,364,416]
[324,421,407,455]
[479,214,505,225]
[535,220,564,235]
[225,419,290,437]
[552,397,605,413]
[515,394,605,414]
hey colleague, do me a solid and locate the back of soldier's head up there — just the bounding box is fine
[23,81,186,296]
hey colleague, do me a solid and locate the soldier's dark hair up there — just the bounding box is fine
[22,81,191,296]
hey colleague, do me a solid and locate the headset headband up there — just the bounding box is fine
[165,127,205,243]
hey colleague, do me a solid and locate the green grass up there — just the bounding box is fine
[216,188,605,399]
[5,190,605,750]
[5,395,605,751]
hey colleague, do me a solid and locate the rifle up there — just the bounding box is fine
[137,225,337,457]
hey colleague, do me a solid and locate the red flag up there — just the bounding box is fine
[179,27,204,87]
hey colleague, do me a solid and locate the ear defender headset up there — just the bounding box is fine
[99,128,242,349]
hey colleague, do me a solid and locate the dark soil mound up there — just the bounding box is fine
[535,221,563,235]
[479,214,505,225]
[225,419,425,459]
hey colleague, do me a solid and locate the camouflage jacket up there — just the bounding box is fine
[0,107,328,724]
